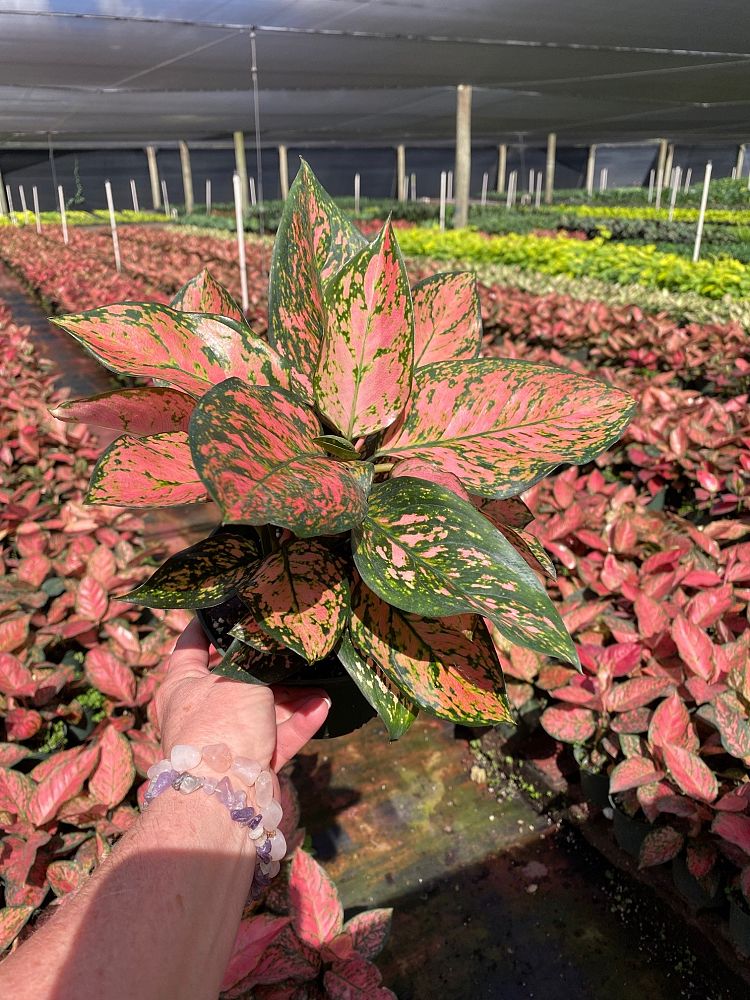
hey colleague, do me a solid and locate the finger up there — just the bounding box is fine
[272,694,331,770]
[273,687,330,725]
[166,618,210,680]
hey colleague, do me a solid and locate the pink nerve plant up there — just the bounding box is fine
[51,163,635,738]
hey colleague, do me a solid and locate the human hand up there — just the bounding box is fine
[155,618,331,772]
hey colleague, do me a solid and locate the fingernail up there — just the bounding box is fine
[299,693,331,711]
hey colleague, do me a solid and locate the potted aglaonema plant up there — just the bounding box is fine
[50,161,635,740]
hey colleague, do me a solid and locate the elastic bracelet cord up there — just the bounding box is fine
[142,743,285,899]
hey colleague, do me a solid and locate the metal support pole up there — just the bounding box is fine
[233,171,249,313]
[48,133,59,199]
[454,84,472,228]
[178,140,194,214]
[278,144,289,200]
[145,146,161,209]
[396,144,407,203]
[206,179,212,215]
[233,131,249,215]
[354,173,361,215]
[496,144,507,194]
[130,179,139,213]
[544,132,556,204]
[439,170,447,231]
[585,145,597,197]
[161,179,170,217]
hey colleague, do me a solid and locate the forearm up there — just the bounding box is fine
[0,790,255,1000]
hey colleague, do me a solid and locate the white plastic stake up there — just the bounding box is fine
[6,186,17,226]
[481,171,488,207]
[161,180,170,217]
[104,180,122,274]
[32,186,41,234]
[510,170,518,207]
[731,166,737,180]
[647,169,655,203]
[447,170,453,202]
[354,173,360,215]
[205,179,212,216]
[599,168,606,192]
[249,177,257,207]
[232,172,249,313]
[410,172,416,200]
[130,179,139,213]
[57,185,68,244]
[535,171,542,208]
[668,166,682,221]
[655,168,664,209]
[684,168,692,193]
[439,170,447,231]
[692,161,712,263]
[19,185,28,219]
[528,169,534,193]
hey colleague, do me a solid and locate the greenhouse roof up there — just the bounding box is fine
[1,1,749,146]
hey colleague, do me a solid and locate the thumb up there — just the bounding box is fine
[166,618,210,681]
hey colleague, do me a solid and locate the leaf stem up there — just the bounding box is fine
[257,524,278,556]
[373,463,394,474]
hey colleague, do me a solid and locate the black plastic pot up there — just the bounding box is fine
[671,857,724,912]
[729,898,750,956]
[579,767,610,810]
[197,601,376,740]
[612,805,651,858]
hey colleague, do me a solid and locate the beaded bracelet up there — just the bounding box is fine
[142,742,285,899]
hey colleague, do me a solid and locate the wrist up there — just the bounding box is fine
[139,782,254,856]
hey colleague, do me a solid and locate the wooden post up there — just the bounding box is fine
[496,144,507,194]
[145,146,161,209]
[439,170,447,231]
[161,179,170,217]
[454,84,472,228]
[206,179,212,216]
[32,186,41,234]
[178,140,194,214]
[0,170,7,216]
[57,185,68,244]
[233,131,249,215]
[736,144,745,179]
[585,145,597,197]
[104,180,122,274]
[693,161,712,262]
[233,172,249,312]
[130,179,139,213]
[396,144,407,203]
[278,145,289,200]
[544,131,556,204]
[354,173,361,215]
[668,165,682,221]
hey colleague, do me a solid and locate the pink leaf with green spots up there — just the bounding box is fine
[351,478,578,666]
[89,726,135,808]
[496,525,556,580]
[190,379,369,537]
[412,271,481,367]
[639,826,684,869]
[377,359,635,497]
[289,848,343,948]
[221,915,291,991]
[87,432,206,506]
[350,586,512,725]
[712,692,750,761]
[337,633,418,740]
[52,304,291,398]
[540,704,596,744]
[391,458,469,499]
[51,387,194,437]
[241,540,349,663]
[711,813,750,855]
[315,220,413,438]
[0,905,35,952]
[343,908,393,960]
[269,161,366,398]
[606,676,673,713]
[170,268,245,323]
[662,745,718,803]
[609,756,664,793]
[472,496,534,530]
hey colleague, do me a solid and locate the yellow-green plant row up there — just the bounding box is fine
[395,229,750,299]
[552,203,750,226]
[0,209,166,228]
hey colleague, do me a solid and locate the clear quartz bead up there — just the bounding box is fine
[255,770,274,807]
[261,799,283,830]
[231,757,262,786]
[147,759,173,780]
[259,859,281,878]
[201,742,233,772]
[176,774,203,794]
[248,823,266,841]
[171,744,202,771]
[202,777,217,795]
[268,830,287,862]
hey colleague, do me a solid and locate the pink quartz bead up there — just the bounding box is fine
[147,759,173,780]
[170,744,201,771]
[261,799,283,831]
[201,742,233,772]
[268,830,287,862]
[260,859,281,878]
[231,757,262,786]
[255,770,274,807]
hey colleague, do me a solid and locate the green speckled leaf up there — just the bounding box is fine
[349,585,512,725]
[352,477,578,666]
[337,632,418,740]
[241,540,349,663]
[170,268,245,323]
[497,526,556,580]
[412,272,481,367]
[315,220,414,438]
[124,529,260,609]
[51,386,194,437]
[52,303,291,398]
[86,431,206,507]
[212,640,297,684]
[472,495,534,530]
[378,359,636,497]
[230,613,284,653]
[313,435,360,460]
[268,161,366,398]
[189,379,369,537]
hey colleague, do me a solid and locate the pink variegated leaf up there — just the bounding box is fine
[671,615,714,681]
[686,584,733,628]
[87,432,206,506]
[89,726,135,808]
[84,648,136,703]
[0,743,31,767]
[237,925,320,992]
[391,459,469,500]
[539,704,596,744]
[496,525,556,579]
[315,221,413,438]
[289,849,343,948]
[611,707,652,733]
[17,555,51,588]
[686,841,717,879]
[337,633,419,740]
[472,495,534,530]
[0,905,35,952]
[648,693,698,752]
[46,859,87,896]
[220,915,291,991]
[0,767,36,819]
[6,708,42,741]
[712,691,750,761]
[662,745,718,803]
[52,304,290,397]
[242,540,349,663]
[638,826,684,869]
[634,593,670,638]
[711,812,750,855]
[349,587,511,726]
[0,615,30,653]
[609,756,664,793]
[51,387,194,437]
[28,745,100,825]
[324,955,396,1000]
[170,268,245,323]
[75,575,109,622]
[269,160,367,397]
[190,380,369,537]
[377,359,635,497]
[412,272,481,367]
[343,908,393,960]
[605,676,672,713]
[0,653,36,698]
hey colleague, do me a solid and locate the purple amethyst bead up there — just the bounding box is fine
[230,806,256,824]
[247,814,263,831]
[144,769,178,805]
[214,776,234,807]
